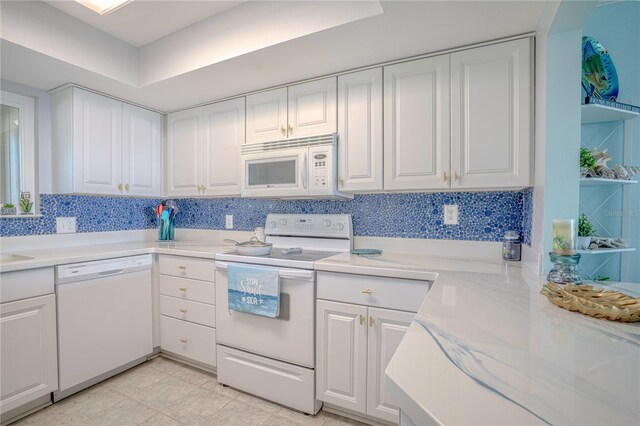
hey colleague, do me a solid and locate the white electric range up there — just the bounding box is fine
[214,214,353,414]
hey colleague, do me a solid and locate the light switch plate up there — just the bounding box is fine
[444,205,459,225]
[56,217,77,234]
[225,215,233,229]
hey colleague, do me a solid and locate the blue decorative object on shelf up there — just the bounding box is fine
[581,36,619,101]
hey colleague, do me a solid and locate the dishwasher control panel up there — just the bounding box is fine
[56,254,152,283]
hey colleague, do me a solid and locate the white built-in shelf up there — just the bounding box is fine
[578,247,636,255]
[581,104,639,124]
[580,178,638,186]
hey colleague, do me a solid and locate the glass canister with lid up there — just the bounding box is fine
[502,230,521,261]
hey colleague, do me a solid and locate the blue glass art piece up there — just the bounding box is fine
[582,36,619,101]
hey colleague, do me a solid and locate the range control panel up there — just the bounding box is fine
[265,214,352,238]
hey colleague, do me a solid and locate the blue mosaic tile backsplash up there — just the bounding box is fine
[522,188,533,246]
[0,194,160,237]
[1,191,532,244]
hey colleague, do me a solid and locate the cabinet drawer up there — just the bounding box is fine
[317,272,430,312]
[160,295,216,328]
[159,255,214,282]
[160,275,215,304]
[1,267,54,304]
[160,316,216,367]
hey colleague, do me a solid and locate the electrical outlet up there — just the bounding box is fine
[444,205,459,225]
[225,215,233,229]
[56,217,77,234]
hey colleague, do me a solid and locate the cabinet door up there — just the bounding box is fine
[122,104,162,197]
[450,38,531,188]
[72,89,123,194]
[1,294,58,414]
[288,77,337,138]
[246,88,287,144]
[316,300,368,413]
[202,98,245,196]
[166,108,202,196]
[337,68,383,192]
[366,307,414,423]
[384,56,450,190]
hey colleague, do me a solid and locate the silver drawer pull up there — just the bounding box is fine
[179,308,187,314]
[178,287,187,292]
[180,339,188,343]
[361,288,373,295]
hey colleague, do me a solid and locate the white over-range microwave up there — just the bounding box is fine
[241,133,353,199]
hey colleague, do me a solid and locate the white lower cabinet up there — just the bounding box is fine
[366,307,414,422]
[316,300,368,413]
[159,255,216,368]
[1,294,58,415]
[316,272,428,424]
[160,316,216,367]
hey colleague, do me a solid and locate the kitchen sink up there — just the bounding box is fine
[0,254,34,263]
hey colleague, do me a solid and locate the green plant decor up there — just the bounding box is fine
[19,195,33,214]
[578,213,596,237]
[3,203,15,208]
[595,275,610,282]
[580,147,596,170]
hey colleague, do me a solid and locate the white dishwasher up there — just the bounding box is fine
[54,254,153,401]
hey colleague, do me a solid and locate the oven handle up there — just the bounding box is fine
[215,261,315,281]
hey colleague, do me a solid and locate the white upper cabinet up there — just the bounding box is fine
[122,104,162,196]
[202,98,245,196]
[450,38,532,188]
[52,87,162,196]
[245,88,287,144]
[71,89,123,195]
[337,68,383,192]
[166,107,202,197]
[166,98,245,197]
[384,55,451,191]
[246,78,336,143]
[288,77,337,138]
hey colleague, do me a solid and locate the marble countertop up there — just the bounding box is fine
[0,240,234,272]
[379,260,639,425]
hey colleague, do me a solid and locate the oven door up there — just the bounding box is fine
[215,261,315,367]
[241,148,309,198]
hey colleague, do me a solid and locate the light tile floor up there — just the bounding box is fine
[15,357,365,426]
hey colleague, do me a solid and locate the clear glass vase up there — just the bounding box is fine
[547,252,582,285]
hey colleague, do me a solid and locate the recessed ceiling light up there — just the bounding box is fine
[74,0,133,15]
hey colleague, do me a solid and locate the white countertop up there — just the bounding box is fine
[369,257,638,425]
[2,242,638,425]
[0,240,234,272]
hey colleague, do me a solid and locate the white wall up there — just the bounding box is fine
[0,1,138,87]
[1,79,52,194]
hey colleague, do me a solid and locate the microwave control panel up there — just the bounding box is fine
[308,145,335,194]
[311,152,328,188]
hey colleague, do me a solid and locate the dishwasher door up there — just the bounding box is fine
[55,255,153,394]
